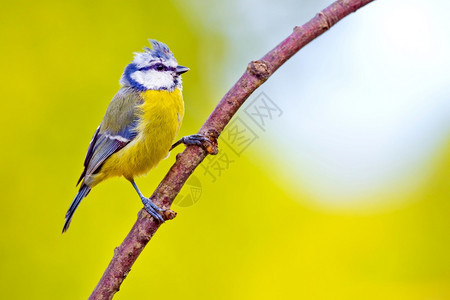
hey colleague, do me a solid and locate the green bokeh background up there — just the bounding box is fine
[1,1,449,299]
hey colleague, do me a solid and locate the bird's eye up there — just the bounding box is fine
[155,63,164,71]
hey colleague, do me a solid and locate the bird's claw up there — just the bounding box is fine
[171,130,219,155]
[141,197,165,223]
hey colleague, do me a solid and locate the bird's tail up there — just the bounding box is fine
[62,184,91,233]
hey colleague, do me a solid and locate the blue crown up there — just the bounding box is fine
[143,40,174,60]
[132,39,176,68]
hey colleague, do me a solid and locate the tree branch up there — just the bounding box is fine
[89,0,375,299]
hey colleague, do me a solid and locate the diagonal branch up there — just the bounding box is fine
[89,0,375,299]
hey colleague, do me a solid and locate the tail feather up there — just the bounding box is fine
[62,184,91,233]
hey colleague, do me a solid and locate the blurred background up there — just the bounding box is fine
[0,0,449,299]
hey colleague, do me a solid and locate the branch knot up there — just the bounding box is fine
[248,60,270,80]
[201,129,219,155]
[316,12,331,30]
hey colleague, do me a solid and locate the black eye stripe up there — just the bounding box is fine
[138,65,176,72]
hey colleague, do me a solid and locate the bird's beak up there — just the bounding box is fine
[176,65,189,75]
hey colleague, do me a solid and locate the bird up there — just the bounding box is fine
[63,39,207,233]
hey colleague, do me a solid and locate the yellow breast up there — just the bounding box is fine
[99,88,184,181]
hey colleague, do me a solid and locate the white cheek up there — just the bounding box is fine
[130,70,174,90]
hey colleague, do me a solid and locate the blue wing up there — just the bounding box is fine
[86,120,139,175]
[76,120,139,185]
[76,88,142,186]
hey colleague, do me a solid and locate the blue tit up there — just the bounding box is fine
[63,40,192,232]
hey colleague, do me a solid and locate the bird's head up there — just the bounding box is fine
[120,40,189,91]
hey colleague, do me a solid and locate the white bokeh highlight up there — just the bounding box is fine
[178,0,450,210]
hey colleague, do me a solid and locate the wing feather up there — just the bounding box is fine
[77,126,100,185]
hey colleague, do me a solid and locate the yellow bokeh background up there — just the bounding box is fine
[0,1,449,299]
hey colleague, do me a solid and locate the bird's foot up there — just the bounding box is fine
[171,130,219,155]
[141,197,165,223]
